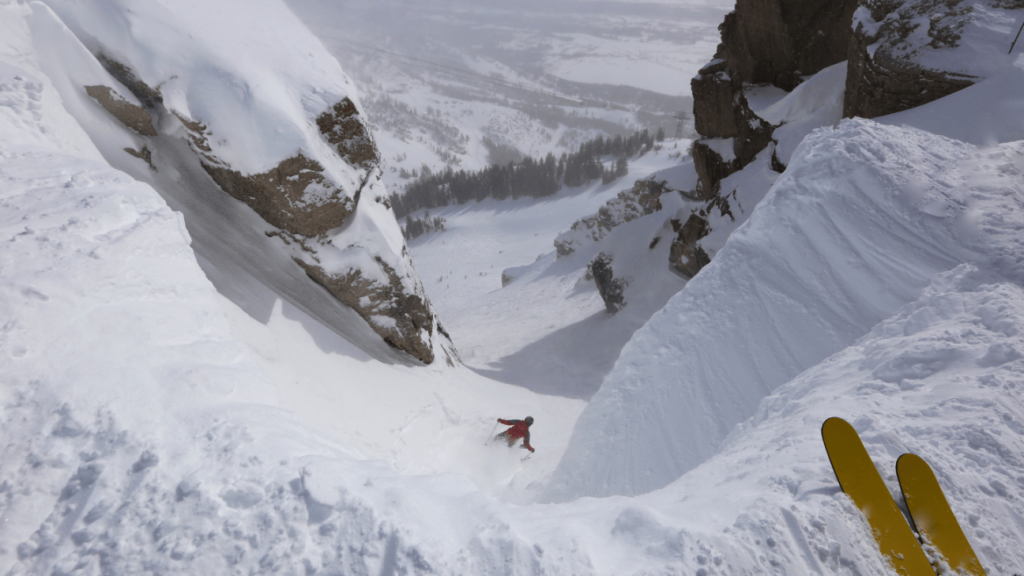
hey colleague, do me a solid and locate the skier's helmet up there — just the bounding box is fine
[525,416,534,425]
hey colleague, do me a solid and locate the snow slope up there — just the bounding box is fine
[545,114,1024,501]
[5,0,1024,575]
[407,142,692,399]
[0,12,583,573]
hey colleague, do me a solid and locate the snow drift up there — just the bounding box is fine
[545,114,1024,501]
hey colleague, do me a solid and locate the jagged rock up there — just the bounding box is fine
[501,271,515,287]
[691,78,774,195]
[84,85,156,136]
[718,0,857,91]
[555,179,668,257]
[843,0,977,118]
[733,92,775,167]
[295,256,437,364]
[317,97,381,171]
[173,112,216,159]
[669,214,712,279]
[200,152,357,237]
[590,253,628,313]
[692,140,739,198]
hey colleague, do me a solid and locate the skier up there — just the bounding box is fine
[495,416,535,453]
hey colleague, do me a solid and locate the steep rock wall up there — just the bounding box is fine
[690,0,855,198]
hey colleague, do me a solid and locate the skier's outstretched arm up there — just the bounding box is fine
[523,430,534,452]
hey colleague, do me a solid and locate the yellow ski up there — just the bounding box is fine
[821,418,936,576]
[896,454,986,576]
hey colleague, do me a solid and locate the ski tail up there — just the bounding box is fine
[896,454,986,576]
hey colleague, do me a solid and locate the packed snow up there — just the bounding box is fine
[3,0,1024,574]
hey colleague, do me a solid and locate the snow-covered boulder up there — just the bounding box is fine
[33,0,452,364]
[544,118,1024,501]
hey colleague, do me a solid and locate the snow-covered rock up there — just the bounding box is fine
[30,0,452,364]
[553,177,669,259]
[545,118,1024,501]
[845,0,1024,118]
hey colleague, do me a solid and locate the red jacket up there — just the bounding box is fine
[499,419,533,451]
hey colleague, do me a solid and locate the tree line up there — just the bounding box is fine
[390,127,663,218]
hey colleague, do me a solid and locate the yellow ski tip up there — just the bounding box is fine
[897,454,986,576]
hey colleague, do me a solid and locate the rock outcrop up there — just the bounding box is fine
[200,152,358,238]
[690,0,856,196]
[97,53,163,110]
[317,97,381,171]
[296,255,437,363]
[717,0,857,91]
[555,178,669,257]
[68,41,452,365]
[589,253,628,313]
[669,214,711,279]
[843,0,980,118]
[84,85,156,136]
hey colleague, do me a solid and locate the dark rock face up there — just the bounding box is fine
[85,85,156,136]
[317,98,381,171]
[501,271,515,287]
[692,141,739,199]
[843,0,977,118]
[669,215,712,279]
[733,93,776,168]
[718,0,858,91]
[691,60,738,139]
[295,257,437,364]
[590,253,628,313]
[690,0,856,196]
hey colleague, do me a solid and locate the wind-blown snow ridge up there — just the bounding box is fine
[622,262,1024,575]
[545,118,1024,501]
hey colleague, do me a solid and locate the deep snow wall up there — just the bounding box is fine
[545,118,1024,501]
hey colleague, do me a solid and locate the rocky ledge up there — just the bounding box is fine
[86,54,449,365]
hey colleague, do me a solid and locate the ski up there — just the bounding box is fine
[896,454,986,576]
[821,417,936,576]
